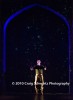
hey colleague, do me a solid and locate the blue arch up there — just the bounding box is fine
[3,3,70,92]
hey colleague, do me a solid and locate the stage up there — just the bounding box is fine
[0,93,73,100]
[1,1,72,100]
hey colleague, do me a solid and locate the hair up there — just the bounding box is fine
[37,60,41,63]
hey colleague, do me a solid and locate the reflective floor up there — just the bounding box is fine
[0,94,73,100]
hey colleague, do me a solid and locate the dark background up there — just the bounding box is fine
[0,0,72,94]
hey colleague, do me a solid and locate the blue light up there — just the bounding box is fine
[3,3,70,93]
[3,4,37,73]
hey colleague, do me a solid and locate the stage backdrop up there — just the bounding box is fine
[4,4,70,93]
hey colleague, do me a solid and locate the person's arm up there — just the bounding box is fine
[30,67,34,71]
[44,66,47,70]
[30,66,36,71]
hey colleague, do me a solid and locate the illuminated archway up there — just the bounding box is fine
[3,3,70,92]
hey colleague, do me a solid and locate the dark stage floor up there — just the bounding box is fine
[0,94,73,100]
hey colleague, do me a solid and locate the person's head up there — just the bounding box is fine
[37,60,41,66]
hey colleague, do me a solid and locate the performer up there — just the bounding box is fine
[30,60,46,94]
